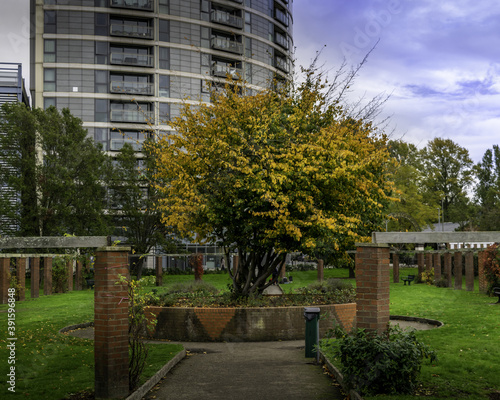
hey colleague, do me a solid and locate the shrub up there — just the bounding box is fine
[435,276,449,287]
[420,268,435,285]
[165,280,219,296]
[483,243,500,294]
[52,256,70,293]
[324,325,437,396]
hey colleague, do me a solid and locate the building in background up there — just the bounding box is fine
[29,0,293,154]
[0,63,30,234]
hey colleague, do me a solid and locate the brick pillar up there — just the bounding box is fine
[425,252,433,272]
[454,252,463,290]
[355,243,390,335]
[444,252,452,287]
[16,258,26,301]
[465,252,474,291]
[94,247,130,399]
[67,258,73,292]
[31,258,40,299]
[393,253,400,283]
[478,251,488,293]
[75,260,83,291]
[156,256,163,287]
[317,259,324,281]
[434,253,441,281]
[417,253,424,278]
[44,257,53,295]
[0,258,10,304]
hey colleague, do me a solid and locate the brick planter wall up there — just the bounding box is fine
[147,303,356,342]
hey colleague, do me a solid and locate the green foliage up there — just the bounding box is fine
[473,145,500,230]
[324,325,437,396]
[420,268,435,285]
[52,256,70,293]
[165,280,220,296]
[118,275,159,392]
[0,103,112,236]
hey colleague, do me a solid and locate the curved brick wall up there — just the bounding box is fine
[147,303,356,342]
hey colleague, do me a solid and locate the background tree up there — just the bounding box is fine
[111,141,177,278]
[0,103,111,237]
[385,140,435,232]
[473,145,500,230]
[151,74,395,297]
[419,138,473,225]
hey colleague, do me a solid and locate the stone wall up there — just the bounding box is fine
[147,303,356,342]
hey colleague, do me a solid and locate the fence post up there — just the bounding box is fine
[156,256,163,287]
[44,257,53,295]
[417,252,424,278]
[433,253,441,282]
[454,251,463,290]
[94,246,130,399]
[31,257,40,298]
[355,243,390,335]
[444,252,452,287]
[465,252,474,291]
[75,259,83,291]
[67,258,73,292]
[393,253,400,283]
[317,259,324,281]
[478,251,488,293]
[16,258,26,301]
[0,258,9,304]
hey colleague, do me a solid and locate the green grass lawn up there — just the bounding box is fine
[322,267,500,400]
[2,268,498,399]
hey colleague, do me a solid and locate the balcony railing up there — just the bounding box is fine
[212,63,242,79]
[110,109,154,123]
[110,0,153,11]
[110,138,144,151]
[110,23,153,39]
[211,37,243,54]
[110,52,154,67]
[274,8,289,26]
[211,10,243,29]
[274,32,288,49]
[110,81,154,95]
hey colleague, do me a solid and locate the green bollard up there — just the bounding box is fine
[304,307,321,361]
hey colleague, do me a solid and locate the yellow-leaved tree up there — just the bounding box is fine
[150,71,395,297]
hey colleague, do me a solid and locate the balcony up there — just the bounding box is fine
[110,23,153,39]
[110,52,154,67]
[110,109,154,123]
[212,63,242,79]
[110,0,153,11]
[211,10,243,29]
[211,37,243,54]
[274,57,289,73]
[110,138,144,151]
[110,81,154,95]
[274,32,288,49]
[274,8,288,26]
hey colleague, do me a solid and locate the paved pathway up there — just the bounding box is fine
[143,340,346,400]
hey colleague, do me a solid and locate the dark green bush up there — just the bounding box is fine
[324,325,437,396]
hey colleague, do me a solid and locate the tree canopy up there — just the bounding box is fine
[0,103,111,237]
[151,75,395,296]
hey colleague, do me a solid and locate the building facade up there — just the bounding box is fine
[30,0,293,154]
[0,63,31,235]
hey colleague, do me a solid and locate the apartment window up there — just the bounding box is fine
[44,98,56,109]
[201,0,209,21]
[244,12,251,33]
[201,27,210,48]
[44,11,56,34]
[245,63,252,84]
[201,80,210,93]
[44,69,56,92]
[44,40,56,62]
[94,128,108,151]
[95,99,109,123]
[95,70,108,94]
[159,75,170,97]
[95,13,108,36]
[245,37,252,58]
[159,103,170,124]
[159,47,169,69]
[159,19,169,42]
[159,0,169,13]
[94,0,107,6]
[201,53,210,75]
[95,41,108,64]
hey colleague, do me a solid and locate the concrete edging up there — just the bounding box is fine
[126,349,187,400]
[319,351,363,400]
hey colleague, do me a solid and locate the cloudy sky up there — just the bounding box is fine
[2,0,499,163]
